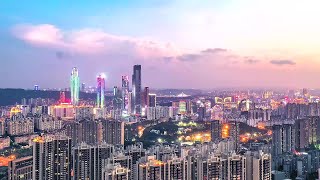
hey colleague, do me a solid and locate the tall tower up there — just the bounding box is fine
[122,76,130,114]
[132,65,142,114]
[70,67,80,106]
[97,74,106,108]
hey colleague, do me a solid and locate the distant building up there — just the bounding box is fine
[35,115,62,132]
[97,74,106,108]
[7,115,34,136]
[75,106,94,120]
[0,137,10,150]
[49,104,74,120]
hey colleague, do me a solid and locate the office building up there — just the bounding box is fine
[97,74,106,108]
[143,87,150,107]
[8,156,33,180]
[70,67,80,106]
[32,135,72,180]
[132,65,142,114]
[122,76,130,115]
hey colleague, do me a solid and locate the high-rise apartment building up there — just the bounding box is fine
[246,151,271,180]
[103,163,131,180]
[8,156,33,180]
[228,153,246,180]
[32,135,72,180]
[73,142,114,180]
[101,119,125,145]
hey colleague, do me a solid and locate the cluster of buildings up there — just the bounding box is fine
[8,137,272,180]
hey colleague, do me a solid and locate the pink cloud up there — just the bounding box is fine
[12,24,180,57]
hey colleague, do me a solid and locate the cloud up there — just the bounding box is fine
[270,60,296,65]
[201,48,227,54]
[176,48,233,62]
[12,24,179,57]
[55,51,71,59]
[245,59,260,64]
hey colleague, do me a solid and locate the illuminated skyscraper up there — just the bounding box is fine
[132,65,142,114]
[70,67,80,106]
[97,74,106,108]
[122,76,130,114]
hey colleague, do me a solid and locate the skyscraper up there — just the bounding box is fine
[97,74,106,108]
[210,120,221,142]
[143,87,150,107]
[132,65,142,114]
[122,76,130,115]
[148,94,156,107]
[70,67,80,106]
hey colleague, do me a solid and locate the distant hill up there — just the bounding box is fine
[0,89,102,106]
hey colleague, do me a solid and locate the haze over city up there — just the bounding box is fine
[1,0,320,89]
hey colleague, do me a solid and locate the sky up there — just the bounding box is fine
[1,0,320,89]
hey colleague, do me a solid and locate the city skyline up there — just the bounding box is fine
[1,0,320,89]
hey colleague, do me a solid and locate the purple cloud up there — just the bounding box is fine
[270,60,296,65]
